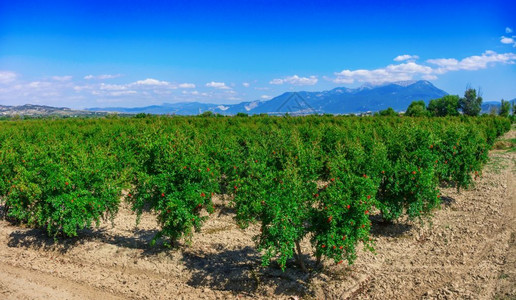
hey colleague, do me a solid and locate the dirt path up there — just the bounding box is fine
[1,129,515,299]
[0,261,123,300]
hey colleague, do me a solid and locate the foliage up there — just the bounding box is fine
[499,99,511,117]
[459,88,482,116]
[134,113,152,118]
[0,121,125,238]
[428,95,460,116]
[0,115,510,271]
[129,133,219,245]
[377,107,397,116]
[405,100,429,117]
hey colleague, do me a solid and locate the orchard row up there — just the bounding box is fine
[0,116,510,271]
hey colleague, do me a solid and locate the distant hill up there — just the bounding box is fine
[88,80,449,115]
[87,102,216,115]
[0,104,107,117]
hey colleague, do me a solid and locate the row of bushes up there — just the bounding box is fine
[0,116,510,271]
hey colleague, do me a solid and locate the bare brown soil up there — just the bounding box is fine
[1,129,515,300]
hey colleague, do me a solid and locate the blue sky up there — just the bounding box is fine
[0,0,515,108]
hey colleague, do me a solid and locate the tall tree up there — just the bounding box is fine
[499,99,510,117]
[459,88,482,116]
[428,95,460,116]
[405,100,429,117]
[377,107,397,116]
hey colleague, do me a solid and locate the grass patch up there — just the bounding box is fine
[486,155,509,174]
[493,138,516,151]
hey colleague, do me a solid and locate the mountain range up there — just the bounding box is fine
[87,80,450,115]
[2,81,513,116]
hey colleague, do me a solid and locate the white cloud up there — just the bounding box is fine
[108,90,137,96]
[182,90,200,95]
[0,71,17,84]
[333,50,516,84]
[427,50,516,72]
[334,62,432,84]
[178,83,196,88]
[500,36,516,47]
[0,74,201,108]
[28,81,52,88]
[84,74,121,80]
[0,78,74,106]
[100,83,127,91]
[52,76,72,81]
[205,81,230,89]
[260,95,272,100]
[269,75,318,85]
[269,78,284,85]
[73,85,91,92]
[133,78,170,86]
[393,54,419,62]
[152,89,172,95]
[98,74,121,79]
[93,79,193,92]
[506,27,513,33]
[500,36,514,44]
[422,74,438,80]
[242,82,250,87]
[425,58,457,70]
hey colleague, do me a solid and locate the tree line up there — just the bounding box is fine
[377,88,515,118]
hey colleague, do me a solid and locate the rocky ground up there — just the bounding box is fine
[1,129,515,299]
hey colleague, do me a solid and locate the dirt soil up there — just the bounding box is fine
[1,129,515,300]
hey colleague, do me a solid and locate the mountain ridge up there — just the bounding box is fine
[87,80,450,115]
[0,104,107,117]
[4,81,511,116]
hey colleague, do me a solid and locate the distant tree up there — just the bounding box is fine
[105,113,119,119]
[253,113,269,118]
[377,107,398,116]
[405,100,428,117]
[499,99,510,117]
[200,111,214,117]
[459,88,482,116]
[134,113,150,118]
[428,95,460,116]
[489,106,498,116]
[235,112,248,117]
